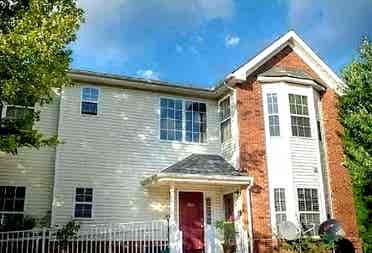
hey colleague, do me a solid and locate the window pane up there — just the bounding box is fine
[160,98,183,141]
[75,204,92,218]
[81,102,98,115]
[160,130,167,140]
[267,94,280,136]
[276,214,287,226]
[185,101,207,143]
[175,131,182,141]
[82,88,99,102]
[186,131,192,142]
[221,119,231,143]
[219,97,230,121]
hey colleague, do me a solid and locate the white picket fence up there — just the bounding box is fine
[0,220,169,253]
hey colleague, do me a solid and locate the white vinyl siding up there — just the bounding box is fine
[52,85,219,225]
[0,96,59,220]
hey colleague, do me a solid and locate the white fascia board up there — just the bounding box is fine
[227,31,344,92]
[289,32,344,87]
[227,31,294,80]
[155,173,253,186]
[257,76,326,91]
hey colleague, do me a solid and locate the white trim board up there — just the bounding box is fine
[226,31,344,92]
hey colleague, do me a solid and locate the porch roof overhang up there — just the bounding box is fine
[143,173,253,186]
[142,154,253,187]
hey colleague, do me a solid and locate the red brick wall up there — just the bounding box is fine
[237,75,272,253]
[236,46,361,252]
[321,89,362,252]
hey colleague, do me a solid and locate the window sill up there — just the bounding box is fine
[159,139,209,146]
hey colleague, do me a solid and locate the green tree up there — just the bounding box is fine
[340,37,372,252]
[0,0,83,154]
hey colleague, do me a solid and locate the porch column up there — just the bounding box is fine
[169,184,181,253]
[169,184,176,225]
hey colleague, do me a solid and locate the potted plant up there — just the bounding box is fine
[216,220,236,253]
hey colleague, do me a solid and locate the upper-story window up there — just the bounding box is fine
[267,93,280,136]
[0,186,26,225]
[289,94,311,137]
[185,101,207,143]
[81,87,99,115]
[274,188,287,226]
[74,187,93,218]
[160,98,183,141]
[1,104,34,130]
[297,188,320,235]
[219,96,231,143]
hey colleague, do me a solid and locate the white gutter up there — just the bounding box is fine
[154,173,253,186]
[257,76,326,91]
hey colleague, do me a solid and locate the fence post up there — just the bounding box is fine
[41,228,46,253]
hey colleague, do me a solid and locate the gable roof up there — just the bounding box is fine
[160,154,244,176]
[226,30,343,91]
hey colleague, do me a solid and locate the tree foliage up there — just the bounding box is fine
[340,37,372,252]
[0,0,83,154]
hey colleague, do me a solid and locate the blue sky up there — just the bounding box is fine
[72,0,372,88]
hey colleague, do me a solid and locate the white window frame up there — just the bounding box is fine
[297,188,320,235]
[159,98,183,142]
[0,186,26,225]
[289,94,311,137]
[158,97,208,144]
[219,96,231,143]
[73,187,94,219]
[266,93,280,136]
[80,87,100,116]
[184,100,208,144]
[273,188,286,226]
[1,104,35,120]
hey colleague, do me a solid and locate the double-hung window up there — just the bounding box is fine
[289,94,311,137]
[74,188,93,218]
[2,104,35,130]
[297,188,320,235]
[267,93,280,136]
[274,188,286,226]
[219,97,231,143]
[160,98,183,141]
[159,99,207,143]
[185,101,207,143]
[81,87,99,115]
[0,186,26,225]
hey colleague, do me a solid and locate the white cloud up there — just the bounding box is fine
[225,35,240,48]
[136,69,160,80]
[74,0,235,72]
[176,44,184,53]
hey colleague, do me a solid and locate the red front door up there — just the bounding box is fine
[179,192,204,253]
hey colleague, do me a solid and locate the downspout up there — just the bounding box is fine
[246,180,254,253]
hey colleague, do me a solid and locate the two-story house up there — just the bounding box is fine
[0,31,361,253]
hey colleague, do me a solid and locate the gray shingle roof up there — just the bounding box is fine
[259,67,313,80]
[160,154,244,176]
